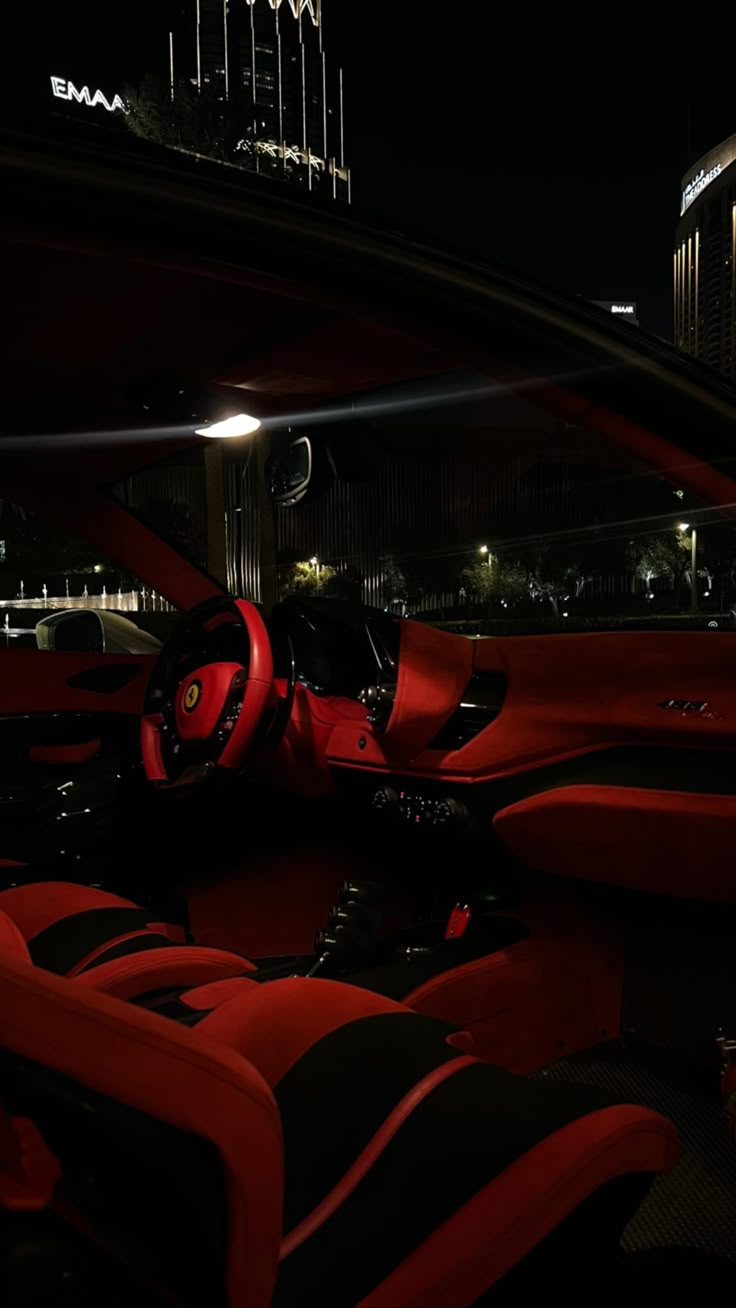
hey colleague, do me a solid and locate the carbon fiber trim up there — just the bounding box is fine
[533,1043,736,1261]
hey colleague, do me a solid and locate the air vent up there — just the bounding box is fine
[428,671,506,751]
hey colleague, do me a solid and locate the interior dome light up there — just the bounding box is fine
[196,413,262,438]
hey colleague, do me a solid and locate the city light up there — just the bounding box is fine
[678,524,699,612]
[195,413,262,439]
[479,545,489,554]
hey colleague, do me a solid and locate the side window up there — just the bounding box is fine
[0,501,177,652]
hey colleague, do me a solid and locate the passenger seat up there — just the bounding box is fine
[0,946,677,1307]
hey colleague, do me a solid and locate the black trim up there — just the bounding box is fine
[486,744,736,804]
[275,1011,461,1233]
[0,713,137,747]
[132,988,213,1027]
[27,907,148,975]
[275,1061,621,1308]
[428,671,507,751]
[250,955,316,982]
[0,1046,228,1307]
[66,665,143,694]
[341,915,527,1000]
[335,744,736,823]
[250,918,527,995]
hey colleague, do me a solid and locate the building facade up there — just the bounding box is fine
[674,132,736,376]
[169,0,350,199]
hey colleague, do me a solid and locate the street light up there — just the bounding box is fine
[678,523,698,612]
[479,544,492,570]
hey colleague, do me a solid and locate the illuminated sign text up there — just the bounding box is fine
[592,300,639,323]
[681,164,722,215]
[50,77,127,114]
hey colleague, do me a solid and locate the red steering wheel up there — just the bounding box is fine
[141,597,273,786]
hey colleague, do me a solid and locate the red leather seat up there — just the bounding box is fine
[0,883,254,1001]
[0,940,677,1306]
[0,908,29,963]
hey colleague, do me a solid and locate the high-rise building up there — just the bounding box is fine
[674,132,736,376]
[168,0,350,199]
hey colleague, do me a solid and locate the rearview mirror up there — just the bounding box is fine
[266,435,312,506]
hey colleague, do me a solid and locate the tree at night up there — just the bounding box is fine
[279,559,336,598]
[626,528,691,595]
[461,557,527,607]
[123,76,242,162]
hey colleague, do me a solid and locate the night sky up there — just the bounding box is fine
[330,5,736,339]
[10,3,736,337]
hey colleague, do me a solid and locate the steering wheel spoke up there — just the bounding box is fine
[140,598,273,785]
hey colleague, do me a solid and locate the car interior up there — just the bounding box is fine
[1,139,736,1305]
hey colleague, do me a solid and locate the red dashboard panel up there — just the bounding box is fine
[322,624,736,898]
[385,620,474,757]
[326,627,736,780]
[259,683,368,797]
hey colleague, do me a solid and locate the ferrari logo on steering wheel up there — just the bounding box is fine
[184,680,202,713]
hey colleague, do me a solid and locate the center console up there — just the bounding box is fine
[371,786,470,829]
[248,878,527,1004]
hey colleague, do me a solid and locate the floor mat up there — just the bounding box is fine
[185,848,349,958]
[533,1043,736,1260]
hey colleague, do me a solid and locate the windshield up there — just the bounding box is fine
[115,362,735,634]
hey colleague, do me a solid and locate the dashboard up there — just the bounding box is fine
[268,598,400,713]
[267,603,736,901]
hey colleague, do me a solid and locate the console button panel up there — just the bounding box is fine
[372,786,469,828]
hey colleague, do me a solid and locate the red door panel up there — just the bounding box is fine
[493,786,736,900]
[0,650,152,718]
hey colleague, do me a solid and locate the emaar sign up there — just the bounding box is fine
[50,76,127,114]
[592,300,639,324]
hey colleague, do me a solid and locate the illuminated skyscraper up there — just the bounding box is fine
[169,0,350,199]
[674,132,736,376]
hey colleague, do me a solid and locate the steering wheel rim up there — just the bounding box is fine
[141,596,273,786]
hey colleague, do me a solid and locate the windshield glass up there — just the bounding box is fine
[115,361,735,634]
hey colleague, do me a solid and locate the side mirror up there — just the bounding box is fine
[265,435,312,506]
[36,610,105,653]
[35,609,163,654]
